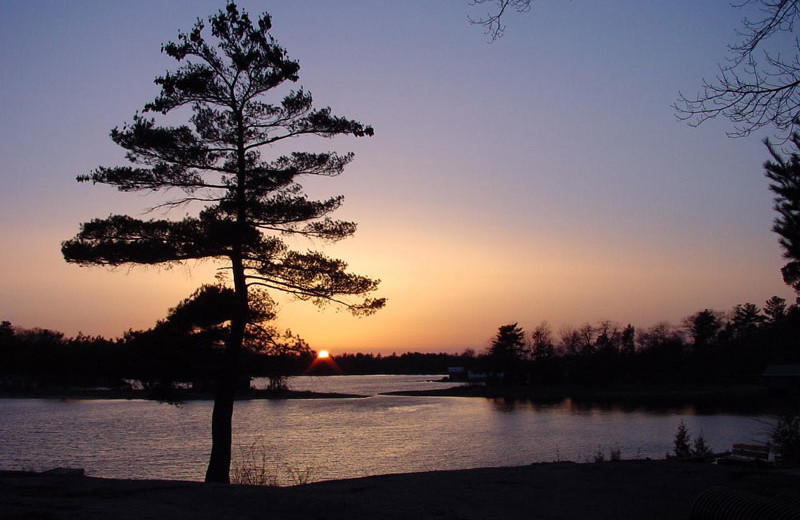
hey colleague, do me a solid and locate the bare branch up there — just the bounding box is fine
[675,0,800,139]
[468,0,532,42]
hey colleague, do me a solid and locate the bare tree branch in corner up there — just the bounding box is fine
[468,0,533,41]
[675,0,800,139]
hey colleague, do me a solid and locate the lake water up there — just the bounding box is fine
[0,375,775,484]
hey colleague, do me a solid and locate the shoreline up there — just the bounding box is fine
[384,383,793,413]
[0,388,368,401]
[2,460,799,519]
[2,381,793,414]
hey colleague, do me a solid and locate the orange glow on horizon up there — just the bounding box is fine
[304,349,342,375]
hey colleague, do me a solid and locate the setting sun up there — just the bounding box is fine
[317,350,330,359]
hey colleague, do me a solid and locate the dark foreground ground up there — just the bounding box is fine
[2,460,799,520]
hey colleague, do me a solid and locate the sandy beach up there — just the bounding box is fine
[2,460,799,519]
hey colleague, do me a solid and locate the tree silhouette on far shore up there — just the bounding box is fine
[62,3,384,483]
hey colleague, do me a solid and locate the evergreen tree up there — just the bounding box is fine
[765,135,800,292]
[684,309,722,350]
[730,303,765,340]
[673,421,691,458]
[764,295,788,325]
[62,3,384,482]
[691,432,713,457]
[488,323,528,381]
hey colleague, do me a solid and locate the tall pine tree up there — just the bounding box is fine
[62,3,384,483]
[765,134,800,293]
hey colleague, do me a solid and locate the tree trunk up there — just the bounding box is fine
[205,366,236,483]
[204,311,246,483]
[204,252,248,484]
[205,112,251,484]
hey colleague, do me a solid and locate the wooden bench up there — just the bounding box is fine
[730,444,774,462]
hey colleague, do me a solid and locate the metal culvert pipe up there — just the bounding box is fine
[691,486,800,520]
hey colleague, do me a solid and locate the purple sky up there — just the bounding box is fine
[0,1,794,353]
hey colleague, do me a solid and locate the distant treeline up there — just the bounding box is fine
[480,297,800,389]
[2,295,800,392]
[0,320,467,391]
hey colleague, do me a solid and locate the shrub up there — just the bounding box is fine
[230,441,315,486]
[592,446,605,463]
[285,464,314,485]
[230,442,278,486]
[771,411,800,467]
[609,447,622,461]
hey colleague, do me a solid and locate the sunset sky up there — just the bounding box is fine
[0,1,795,354]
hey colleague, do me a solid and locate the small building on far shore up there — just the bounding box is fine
[447,367,493,384]
[761,364,800,393]
[447,367,466,382]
